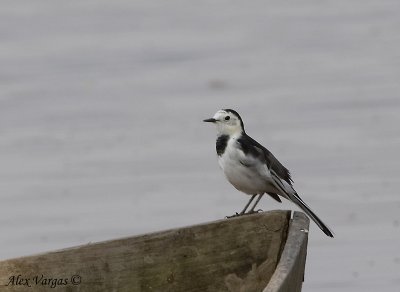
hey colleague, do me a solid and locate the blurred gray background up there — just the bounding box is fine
[1,1,399,291]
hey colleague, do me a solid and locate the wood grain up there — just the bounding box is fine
[0,211,294,292]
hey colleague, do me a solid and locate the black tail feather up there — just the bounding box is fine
[267,192,282,203]
[290,193,334,238]
[269,169,334,237]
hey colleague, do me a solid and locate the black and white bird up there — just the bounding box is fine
[204,109,333,237]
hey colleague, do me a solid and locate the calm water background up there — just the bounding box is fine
[1,1,400,291]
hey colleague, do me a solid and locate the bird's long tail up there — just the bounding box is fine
[288,192,334,237]
[270,169,334,237]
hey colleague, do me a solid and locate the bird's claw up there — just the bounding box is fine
[225,212,240,219]
[244,209,264,215]
[226,209,263,218]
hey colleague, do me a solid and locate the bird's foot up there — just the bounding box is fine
[244,209,263,215]
[225,212,240,219]
[226,209,263,218]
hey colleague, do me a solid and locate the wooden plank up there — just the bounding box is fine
[263,211,310,292]
[0,210,290,292]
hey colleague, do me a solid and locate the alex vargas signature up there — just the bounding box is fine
[6,274,81,288]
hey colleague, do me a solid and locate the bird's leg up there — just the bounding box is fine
[247,194,264,214]
[239,194,257,215]
[226,194,257,218]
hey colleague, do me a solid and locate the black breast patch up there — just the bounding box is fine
[216,135,229,156]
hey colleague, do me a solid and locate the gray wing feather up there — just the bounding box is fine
[237,134,293,185]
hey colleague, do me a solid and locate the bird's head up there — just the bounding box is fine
[203,109,244,136]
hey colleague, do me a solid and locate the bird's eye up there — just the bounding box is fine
[225,116,230,121]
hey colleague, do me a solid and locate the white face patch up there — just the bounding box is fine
[212,110,243,136]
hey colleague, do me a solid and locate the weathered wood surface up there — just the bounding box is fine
[0,210,296,292]
[264,212,310,292]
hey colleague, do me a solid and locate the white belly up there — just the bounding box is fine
[218,139,277,195]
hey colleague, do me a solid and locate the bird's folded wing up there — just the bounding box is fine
[269,168,292,200]
[237,135,293,185]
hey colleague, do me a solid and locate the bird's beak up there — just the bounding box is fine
[203,118,217,123]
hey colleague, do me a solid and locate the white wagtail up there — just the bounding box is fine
[204,109,333,237]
